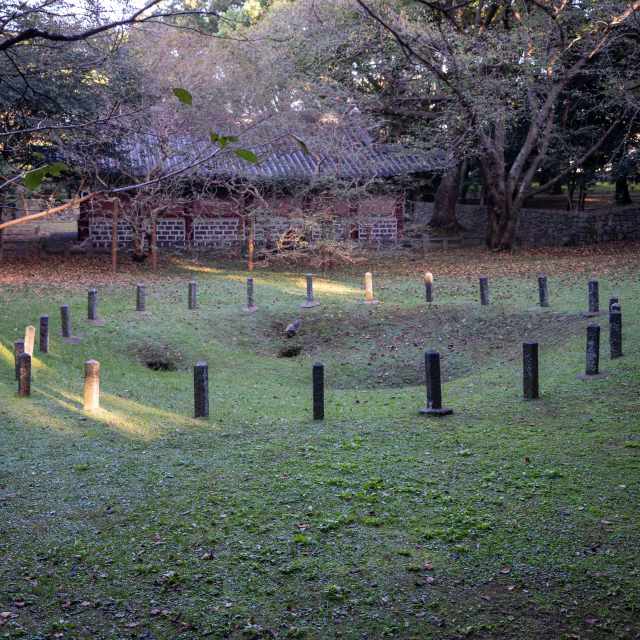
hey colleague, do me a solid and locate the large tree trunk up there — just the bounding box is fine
[615,176,633,204]
[431,162,462,230]
[485,201,518,251]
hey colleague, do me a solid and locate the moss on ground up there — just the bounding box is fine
[1,243,639,639]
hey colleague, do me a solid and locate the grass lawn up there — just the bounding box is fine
[1,243,639,640]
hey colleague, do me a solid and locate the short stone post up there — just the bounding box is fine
[313,362,324,420]
[136,284,146,312]
[522,341,539,399]
[188,281,197,310]
[575,323,607,379]
[39,315,49,354]
[609,304,622,359]
[194,362,209,418]
[83,360,100,410]
[588,280,599,313]
[24,325,36,356]
[88,289,98,319]
[61,304,71,338]
[301,273,320,308]
[85,289,105,325]
[13,339,24,381]
[419,349,453,415]
[538,275,549,307]
[18,353,31,397]
[582,280,605,316]
[243,277,258,313]
[363,272,379,304]
[365,272,373,302]
[425,272,433,303]
[479,276,489,305]
[608,296,618,313]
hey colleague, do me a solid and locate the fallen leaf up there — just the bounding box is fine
[225,603,233,608]
[424,562,433,570]
[10,600,25,608]
[149,609,161,616]
[81,601,91,606]
[506,586,516,591]
[426,576,435,584]
[1,613,11,619]
[584,619,598,624]
[600,520,611,524]
[115,611,125,618]
[500,567,511,574]
[415,612,426,617]
[209,606,219,612]
[124,622,138,628]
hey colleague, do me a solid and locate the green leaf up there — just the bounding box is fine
[225,135,238,142]
[218,137,228,150]
[48,162,68,177]
[209,133,219,142]
[25,169,45,190]
[291,135,310,154]
[172,88,192,105]
[233,149,259,164]
[33,152,44,160]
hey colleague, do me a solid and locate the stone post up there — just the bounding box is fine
[194,362,209,418]
[18,353,31,397]
[588,280,599,313]
[608,296,618,313]
[586,323,600,375]
[61,304,71,338]
[243,277,258,313]
[479,276,489,305]
[313,362,324,420]
[522,341,539,399]
[425,272,433,303]
[301,273,320,307]
[13,339,24,381]
[538,275,549,307]
[84,289,105,325]
[83,360,100,410]
[363,272,379,304]
[136,284,146,312]
[188,281,197,310]
[419,349,453,415]
[609,304,622,359]
[88,289,98,319]
[365,272,373,302]
[39,315,49,354]
[24,325,35,356]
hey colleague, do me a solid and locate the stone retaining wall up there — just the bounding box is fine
[410,202,640,244]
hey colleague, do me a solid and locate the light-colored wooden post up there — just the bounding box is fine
[111,200,118,272]
[151,216,157,272]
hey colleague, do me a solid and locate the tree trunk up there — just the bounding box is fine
[552,181,563,195]
[578,185,586,212]
[485,201,518,252]
[458,158,470,203]
[615,176,633,204]
[431,162,462,230]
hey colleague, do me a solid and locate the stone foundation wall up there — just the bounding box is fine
[410,202,640,244]
[89,218,185,248]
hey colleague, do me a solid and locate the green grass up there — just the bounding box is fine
[1,245,640,640]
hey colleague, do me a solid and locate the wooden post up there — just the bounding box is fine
[248,218,254,272]
[151,216,157,272]
[366,226,371,251]
[111,199,118,272]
